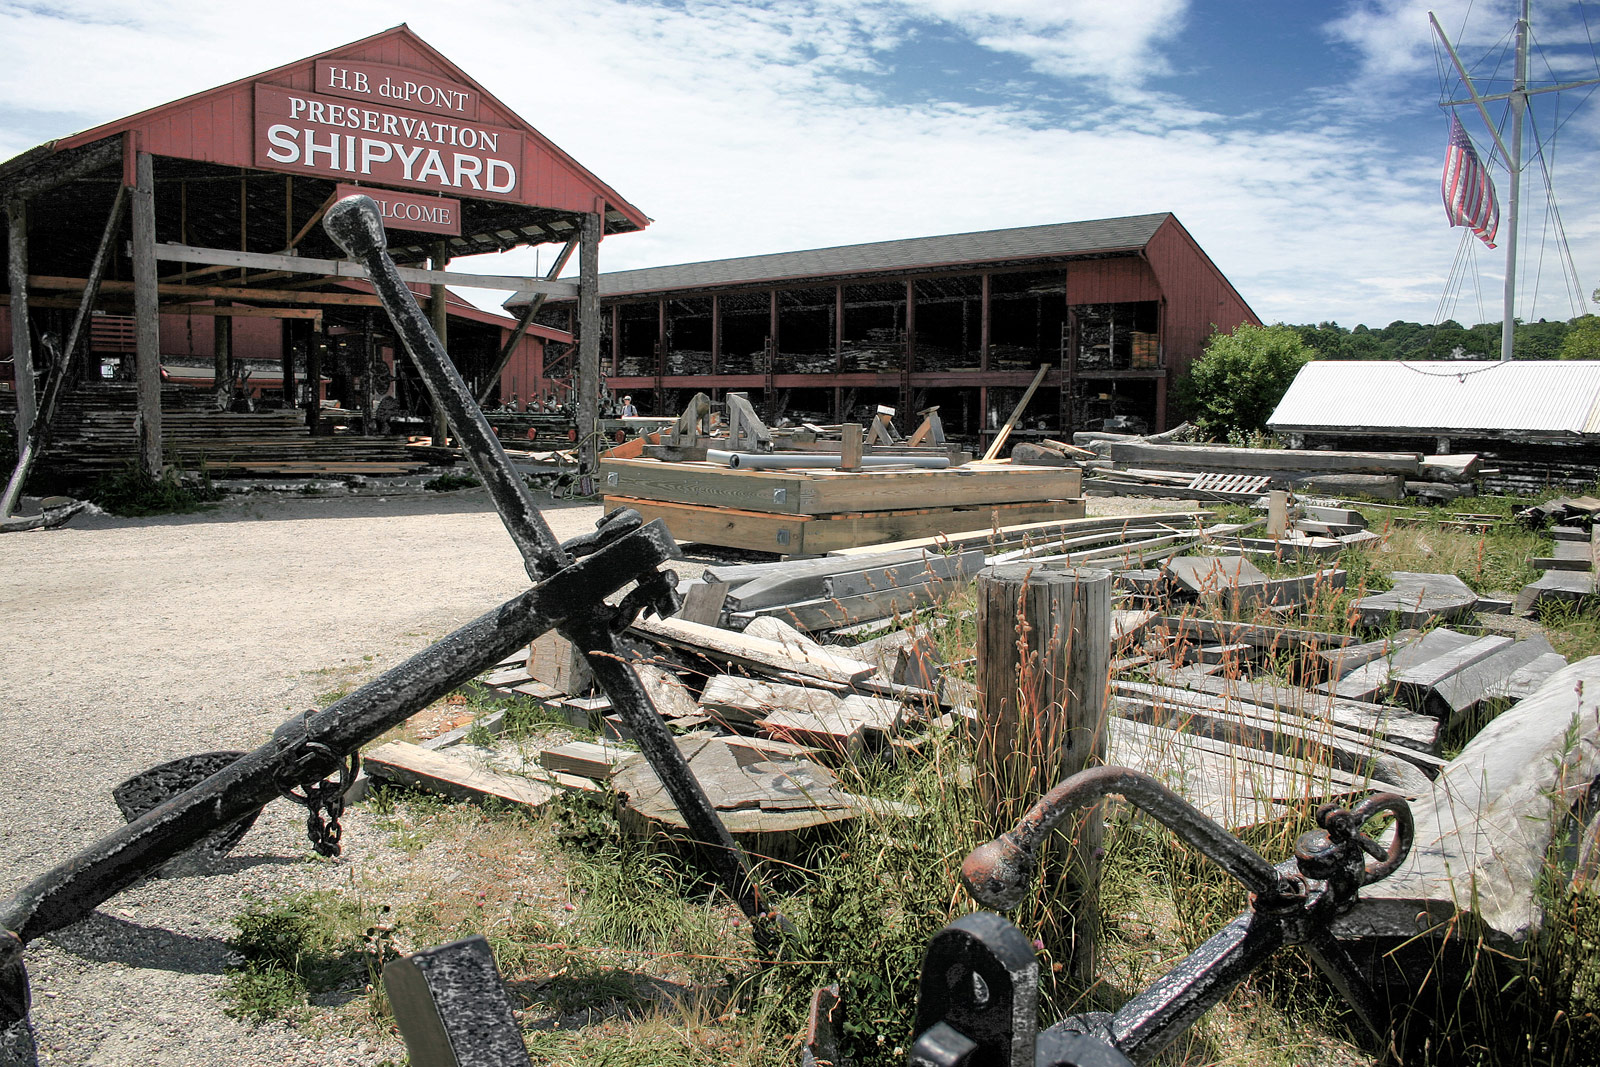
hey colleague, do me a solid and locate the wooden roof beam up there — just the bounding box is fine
[28,274,391,307]
[154,242,577,295]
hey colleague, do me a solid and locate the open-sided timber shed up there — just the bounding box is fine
[1269,359,1600,493]
[1,24,646,482]
[517,213,1257,442]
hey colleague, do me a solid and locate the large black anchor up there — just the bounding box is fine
[0,195,771,1030]
[902,766,1413,1067]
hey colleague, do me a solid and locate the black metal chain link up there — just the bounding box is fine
[276,733,360,858]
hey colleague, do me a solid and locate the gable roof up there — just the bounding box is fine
[3,25,647,236]
[1269,360,1600,438]
[533,213,1171,302]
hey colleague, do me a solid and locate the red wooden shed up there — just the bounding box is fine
[518,213,1258,440]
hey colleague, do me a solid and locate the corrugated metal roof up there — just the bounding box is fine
[1268,360,1600,437]
[523,213,1171,303]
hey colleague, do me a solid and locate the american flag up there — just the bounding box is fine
[1442,113,1499,248]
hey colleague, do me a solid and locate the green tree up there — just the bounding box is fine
[1559,315,1600,359]
[1176,323,1313,439]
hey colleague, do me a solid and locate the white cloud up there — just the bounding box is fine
[1,0,1595,329]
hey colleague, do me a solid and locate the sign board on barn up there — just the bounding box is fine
[333,183,460,236]
[52,25,649,228]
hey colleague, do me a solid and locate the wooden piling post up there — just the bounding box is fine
[130,151,163,478]
[840,423,863,470]
[976,563,1110,984]
[1267,490,1289,539]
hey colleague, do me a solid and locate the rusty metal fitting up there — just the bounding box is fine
[961,767,1292,911]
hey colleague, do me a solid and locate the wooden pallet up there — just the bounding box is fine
[1187,472,1271,494]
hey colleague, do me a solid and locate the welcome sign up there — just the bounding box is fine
[333,183,460,236]
[253,83,523,201]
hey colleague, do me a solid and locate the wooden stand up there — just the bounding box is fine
[976,563,1109,984]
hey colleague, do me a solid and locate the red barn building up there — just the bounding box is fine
[1,24,641,482]
[519,213,1257,440]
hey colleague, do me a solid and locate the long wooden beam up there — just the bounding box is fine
[132,152,161,477]
[0,294,321,320]
[30,275,390,307]
[980,362,1050,462]
[475,234,579,406]
[6,199,33,442]
[154,242,577,295]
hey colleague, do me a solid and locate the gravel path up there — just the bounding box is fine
[0,489,1186,1065]
[0,490,610,1066]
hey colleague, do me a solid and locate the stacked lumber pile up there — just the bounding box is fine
[687,547,988,632]
[1515,522,1598,614]
[1515,494,1600,531]
[1335,656,1600,961]
[1074,431,1481,503]
[37,383,431,483]
[601,456,1085,555]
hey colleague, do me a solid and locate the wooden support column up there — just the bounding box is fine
[6,199,34,443]
[430,240,449,446]
[212,302,231,410]
[281,320,296,412]
[710,293,721,375]
[361,309,377,435]
[305,324,323,436]
[576,211,602,475]
[901,279,915,422]
[130,152,163,477]
[976,564,1109,984]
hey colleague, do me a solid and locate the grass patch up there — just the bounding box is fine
[89,462,222,517]
[220,891,392,1022]
[424,472,481,492]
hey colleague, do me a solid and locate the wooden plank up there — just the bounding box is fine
[982,363,1050,462]
[1109,441,1421,475]
[631,614,876,684]
[1116,681,1437,786]
[1150,615,1355,653]
[364,741,557,807]
[700,674,844,723]
[605,495,1086,554]
[598,457,1081,516]
[1151,663,1441,754]
[678,580,729,625]
[831,511,1210,557]
[734,583,946,631]
[539,741,627,779]
[1320,628,1477,701]
[1389,635,1514,707]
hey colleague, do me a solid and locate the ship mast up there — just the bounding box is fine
[1430,1,1597,360]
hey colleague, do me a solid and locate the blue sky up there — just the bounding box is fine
[3,0,1598,331]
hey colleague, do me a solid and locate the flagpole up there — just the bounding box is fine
[1500,0,1529,361]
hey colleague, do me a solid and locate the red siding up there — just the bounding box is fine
[1143,217,1260,381]
[1063,257,1159,303]
[58,26,646,226]
[497,333,544,402]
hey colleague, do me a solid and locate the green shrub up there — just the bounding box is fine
[90,463,221,516]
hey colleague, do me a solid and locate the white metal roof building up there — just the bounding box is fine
[1269,360,1600,441]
